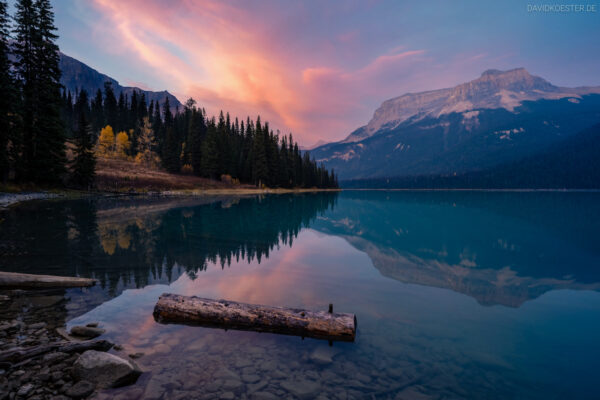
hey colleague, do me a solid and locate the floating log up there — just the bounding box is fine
[0,271,96,289]
[0,339,113,364]
[153,294,356,342]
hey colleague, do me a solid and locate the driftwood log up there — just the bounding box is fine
[0,339,113,364]
[0,271,96,289]
[153,294,356,342]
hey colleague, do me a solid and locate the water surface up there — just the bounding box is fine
[1,191,599,399]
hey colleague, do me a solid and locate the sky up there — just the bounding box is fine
[12,0,600,145]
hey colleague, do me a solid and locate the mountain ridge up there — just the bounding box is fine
[311,68,600,181]
[341,68,600,143]
[59,52,182,111]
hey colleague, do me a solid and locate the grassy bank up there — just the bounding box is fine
[1,158,340,203]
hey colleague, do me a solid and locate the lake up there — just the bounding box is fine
[1,191,599,399]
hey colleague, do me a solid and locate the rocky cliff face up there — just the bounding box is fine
[343,68,600,143]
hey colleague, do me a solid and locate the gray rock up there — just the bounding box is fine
[270,370,288,379]
[65,380,94,399]
[309,346,341,366]
[250,392,279,400]
[221,379,243,391]
[213,369,239,380]
[219,392,235,400]
[280,379,321,400]
[242,374,261,384]
[17,383,34,397]
[69,326,105,339]
[85,322,99,328]
[142,378,165,400]
[43,352,69,365]
[72,350,141,388]
[247,380,268,393]
[234,358,253,368]
[305,370,320,381]
[355,372,371,384]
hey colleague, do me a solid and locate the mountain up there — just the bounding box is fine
[343,123,600,189]
[312,68,600,180]
[299,139,327,151]
[59,52,182,111]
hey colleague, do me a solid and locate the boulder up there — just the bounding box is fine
[72,350,142,388]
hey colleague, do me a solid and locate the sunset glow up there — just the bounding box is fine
[48,0,600,145]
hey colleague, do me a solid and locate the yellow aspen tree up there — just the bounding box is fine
[115,131,131,159]
[97,125,115,156]
[135,117,158,167]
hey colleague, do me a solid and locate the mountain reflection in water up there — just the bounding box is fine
[1,191,599,309]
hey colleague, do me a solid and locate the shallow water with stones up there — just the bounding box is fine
[1,191,599,399]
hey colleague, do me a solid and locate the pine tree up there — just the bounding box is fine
[0,0,14,181]
[252,116,268,187]
[190,108,205,176]
[103,81,117,130]
[201,119,219,179]
[32,0,67,184]
[90,88,104,134]
[13,0,38,181]
[162,126,180,173]
[70,109,95,188]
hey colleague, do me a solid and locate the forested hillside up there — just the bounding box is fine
[0,0,338,190]
[342,123,600,189]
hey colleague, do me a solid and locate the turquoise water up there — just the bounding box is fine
[1,192,599,399]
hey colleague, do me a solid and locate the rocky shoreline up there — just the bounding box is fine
[0,291,140,400]
[0,193,60,209]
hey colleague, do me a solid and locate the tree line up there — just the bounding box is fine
[62,86,338,189]
[0,0,338,189]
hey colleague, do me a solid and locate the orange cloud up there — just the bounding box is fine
[89,0,428,144]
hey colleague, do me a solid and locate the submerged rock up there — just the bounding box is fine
[65,380,95,399]
[280,379,321,400]
[309,345,341,365]
[72,350,142,388]
[250,392,279,400]
[70,326,105,339]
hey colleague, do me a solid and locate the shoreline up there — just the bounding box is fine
[0,187,341,209]
[3,186,599,209]
[341,188,600,192]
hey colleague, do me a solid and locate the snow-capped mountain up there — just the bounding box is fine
[312,68,600,180]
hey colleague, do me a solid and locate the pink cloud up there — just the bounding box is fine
[87,0,494,145]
